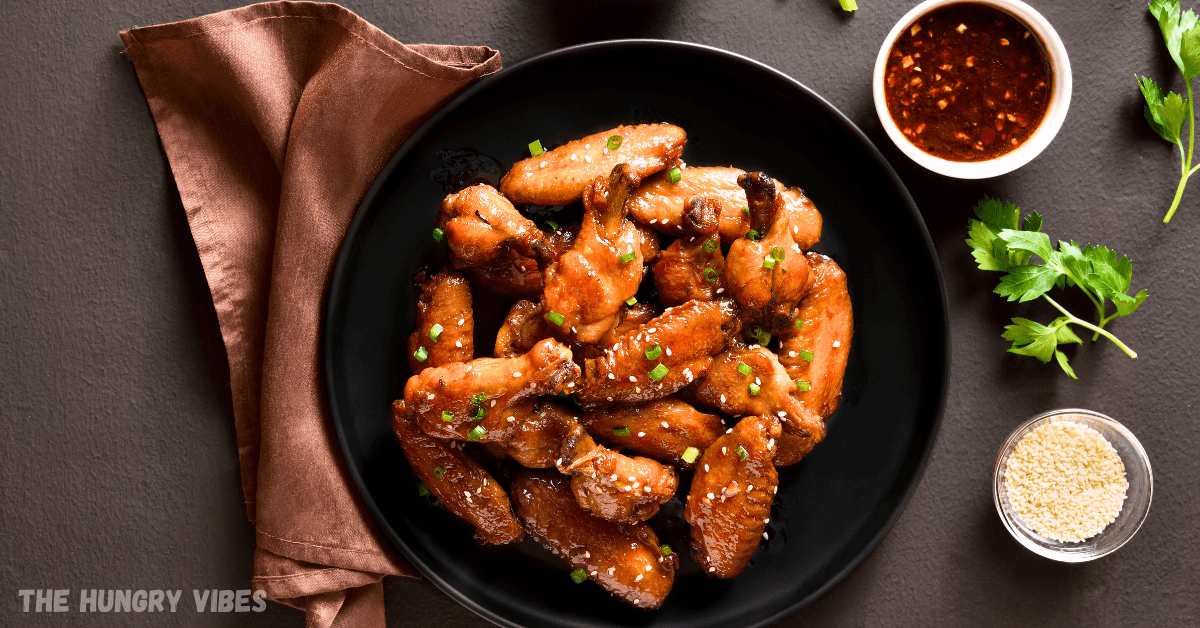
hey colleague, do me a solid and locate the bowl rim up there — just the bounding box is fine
[991,408,1153,562]
[872,0,1073,179]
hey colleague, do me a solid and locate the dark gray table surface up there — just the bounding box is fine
[3,0,1197,626]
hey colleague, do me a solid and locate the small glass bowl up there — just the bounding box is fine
[992,409,1152,562]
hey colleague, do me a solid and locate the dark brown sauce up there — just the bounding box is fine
[884,2,1052,162]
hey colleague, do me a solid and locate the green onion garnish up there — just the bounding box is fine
[703,239,718,252]
[741,206,750,217]
[681,446,700,464]
[667,167,682,184]
[795,319,804,330]
[750,326,771,346]
[417,483,430,497]
[736,445,749,460]
[763,257,777,270]
[547,311,565,326]
[619,250,636,264]
[747,229,760,241]
[800,350,814,362]
[467,425,486,440]
[704,267,717,282]
[645,344,663,360]
[570,567,587,584]
[440,410,454,422]
[545,220,559,231]
[432,227,445,242]
[471,406,485,420]
[659,544,673,556]
[529,139,544,157]
[736,361,752,376]
[613,426,631,437]
[648,364,669,381]
[748,382,761,396]
[796,380,811,391]
[625,296,638,306]
[434,466,445,478]
[771,246,785,261]
[470,392,487,405]
[607,135,623,150]
[413,346,428,362]
[429,323,444,342]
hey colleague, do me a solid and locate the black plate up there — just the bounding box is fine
[325,40,948,628]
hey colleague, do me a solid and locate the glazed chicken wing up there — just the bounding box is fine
[558,424,679,523]
[541,164,645,344]
[392,401,524,544]
[407,268,474,374]
[405,338,580,443]
[579,397,726,469]
[578,299,736,404]
[495,300,552,358]
[780,253,853,419]
[691,345,825,466]
[437,183,543,266]
[653,196,725,306]
[463,249,543,299]
[504,400,578,468]
[512,470,678,609]
[779,186,823,250]
[499,124,687,206]
[685,414,781,578]
[723,173,811,333]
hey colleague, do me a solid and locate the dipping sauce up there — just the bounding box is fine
[883,2,1052,161]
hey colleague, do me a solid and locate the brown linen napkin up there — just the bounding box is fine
[119,2,501,625]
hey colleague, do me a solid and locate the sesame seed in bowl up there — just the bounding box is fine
[993,409,1152,562]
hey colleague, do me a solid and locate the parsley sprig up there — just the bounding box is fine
[1138,0,1200,222]
[966,196,1147,378]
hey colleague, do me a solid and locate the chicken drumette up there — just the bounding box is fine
[437,183,543,266]
[779,253,854,419]
[579,397,726,469]
[407,268,474,374]
[652,196,725,306]
[557,424,679,524]
[503,400,579,468]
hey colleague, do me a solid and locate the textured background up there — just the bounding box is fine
[1,0,1197,626]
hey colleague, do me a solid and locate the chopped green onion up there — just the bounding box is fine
[625,296,638,306]
[750,326,771,346]
[748,382,761,396]
[528,139,544,157]
[471,406,485,420]
[747,229,760,241]
[681,446,700,464]
[467,425,487,440]
[470,392,487,405]
[648,364,669,381]
[796,380,811,391]
[771,246,785,261]
[763,257,777,270]
[545,220,559,231]
[429,323,444,342]
[704,267,717,282]
[838,0,857,13]
[432,227,445,242]
[741,206,750,217]
[645,344,663,360]
[794,319,804,330]
[547,311,565,326]
[434,466,445,478]
[417,483,430,497]
[570,567,587,584]
[613,426,631,437]
[619,250,637,264]
[736,361,752,376]
[800,349,814,362]
[607,135,623,150]
[736,445,749,460]
[703,239,718,252]
[440,410,454,422]
[413,346,429,362]
[659,544,673,556]
[667,167,682,184]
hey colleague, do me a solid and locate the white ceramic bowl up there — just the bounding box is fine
[872,0,1072,178]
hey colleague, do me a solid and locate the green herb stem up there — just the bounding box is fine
[1042,295,1137,359]
[1166,80,1196,223]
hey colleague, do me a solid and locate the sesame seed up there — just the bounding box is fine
[720,394,726,403]
[645,565,652,572]
[833,340,841,348]
[789,351,797,357]
[556,458,562,466]
[647,328,656,333]
[611,474,618,481]
[623,485,632,492]
[661,421,669,428]
[763,532,769,540]
[707,492,715,499]
[709,567,716,572]
[507,416,515,422]
[704,464,710,472]
[490,400,496,407]
[650,219,658,224]
[427,393,435,400]
[513,372,522,378]
[608,373,616,380]
[644,486,651,492]
[638,431,646,437]
[629,376,637,382]
[716,288,724,294]
[778,411,787,417]
[457,319,464,326]
[455,340,462,347]
[590,570,597,575]
[585,552,591,558]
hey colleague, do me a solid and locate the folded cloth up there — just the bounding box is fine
[119,2,501,625]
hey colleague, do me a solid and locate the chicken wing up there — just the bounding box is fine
[579,397,726,469]
[504,399,578,468]
[652,196,725,306]
[499,124,687,206]
[392,401,524,545]
[541,164,645,344]
[779,253,853,419]
[691,345,825,466]
[407,268,474,374]
[463,249,543,299]
[437,183,543,266]
[578,299,736,404]
[405,338,580,443]
[495,300,552,358]
[684,414,781,578]
[779,186,823,250]
[558,424,679,523]
[723,173,811,333]
[512,470,678,609]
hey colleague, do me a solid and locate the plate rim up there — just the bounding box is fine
[324,38,950,628]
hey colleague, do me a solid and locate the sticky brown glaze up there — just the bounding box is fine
[405,338,580,443]
[505,400,579,468]
[391,401,524,545]
[579,397,726,469]
[653,196,725,306]
[779,253,853,419]
[691,345,825,466]
[541,164,645,345]
[578,299,736,404]
[577,301,663,360]
[723,173,811,334]
[511,470,678,609]
[500,124,687,206]
[627,166,749,246]
[779,186,823,251]
[407,269,474,374]
[463,248,544,299]
[436,183,543,266]
[685,414,781,578]
[495,300,552,358]
[557,424,679,523]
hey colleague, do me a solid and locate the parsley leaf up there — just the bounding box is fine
[1139,75,1188,144]
[1141,0,1200,222]
[965,196,1037,272]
